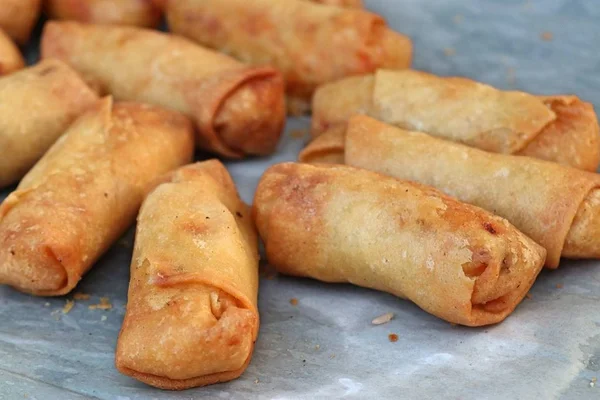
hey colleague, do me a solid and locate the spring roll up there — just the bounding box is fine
[41,21,286,158]
[0,97,194,296]
[309,0,362,7]
[116,161,259,390]
[166,0,412,114]
[0,28,25,76]
[0,59,98,188]
[253,163,546,326]
[44,0,162,28]
[300,116,600,268]
[0,0,41,44]
[311,70,600,171]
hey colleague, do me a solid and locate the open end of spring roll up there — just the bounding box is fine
[166,0,411,113]
[116,160,259,390]
[298,126,346,164]
[0,97,194,296]
[0,28,25,76]
[0,59,99,188]
[517,96,600,172]
[0,0,41,44]
[44,0,162,28]
[41,21,286,158]
[310,71,600,171]
[309,115,600,267]
[253,163,545,326]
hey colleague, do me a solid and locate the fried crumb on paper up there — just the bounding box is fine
[372,312,394,325]
[254,378,259,384]
[556,283,564,289]
[315,344,320,350]
[444,47,456,57]
[62,300,75,314]
[89,297,112,310]
[290,298,299,306]
[73,292,90,300]
[388,333,399,342]
[101,315,107,322]
[541,31,553,41]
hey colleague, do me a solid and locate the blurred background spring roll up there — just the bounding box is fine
[41,21,286,158]
[0,28,25,76]
[0,97,194,296]
[309,0,362,7]
[0,0,41,44]
[253,163,546,326]
[116,160,259,390]
[311,70,600,171]
[0,59,98,188]
[44,0,162,28]
[301,116,600,268]
[166,0,412,114]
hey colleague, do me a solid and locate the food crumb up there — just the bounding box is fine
[453,14,463,24]
[541,31,553,41]
[388,333,399,342]
[290,298,298,306]
[89,297,112,310]
[290,129,308,139]
[443,47,456,57]
[556,283,563,289]
[590,377,596,387]
[372,312,394,325]
[315,344,320,350]
[44,302,50,307]
[101,315,107,322]
[329,354,336,359]
[254,378,259,384]
[526,293,532,299]
[62,300,75,314]
[73,292,90,300]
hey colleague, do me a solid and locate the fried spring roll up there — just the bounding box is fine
[0,97,194,296]
[0,0,41,44]
[166,0,412,114]
[0,28,25,76]
[300,116,600,268]
[311,70,600,171]
[309,0,363,7]
[116,161,259,390]
[253,163,546,326]
[0,59,98,188]
[44,0,162,28]
[41,21,286,158]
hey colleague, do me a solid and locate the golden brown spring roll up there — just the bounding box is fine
[0,59,98,188]
[116,160,259,390]
[41,21,286,158]
[0,28,25,76]
[44,0,162,28]
[0,97,194,296]
[166,0,412,114]
[0,0,41,44]
[311,70,600,171]
[300,116,600,268]
[309,0,362,7]
[253,163,546,326]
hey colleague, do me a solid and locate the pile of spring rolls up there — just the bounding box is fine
[0,0,598,392]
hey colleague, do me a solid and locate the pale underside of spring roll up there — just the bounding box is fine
[253,163,546,326]
[0,28,25,76]
[44,0,162,28]
[116,160,259,390]
[342,116,600,267]
[0,59,98,188]
[311,70,600,171]
[41,21,286,158]
[0,0,41,44]
[0,97,194,296]
[166,0,412,114]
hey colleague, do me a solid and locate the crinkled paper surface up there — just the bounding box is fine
[1,0,600,398]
